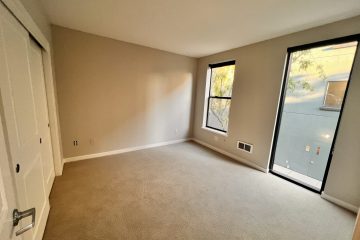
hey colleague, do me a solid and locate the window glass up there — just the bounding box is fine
[210,65,235,97]
[207,98,231,132]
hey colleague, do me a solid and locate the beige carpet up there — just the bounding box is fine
[44,141,356,240]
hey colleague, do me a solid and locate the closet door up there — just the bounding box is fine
[0,2,53,239]
[28,39,55,196]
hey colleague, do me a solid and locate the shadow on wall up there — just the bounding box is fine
[53,25,197,158]
[78,71,195,156]
[143,72,194,142]
[97,72,194,147]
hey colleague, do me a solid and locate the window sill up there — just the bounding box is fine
[201,127,228,136]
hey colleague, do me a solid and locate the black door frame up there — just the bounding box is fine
[269,34,360,193]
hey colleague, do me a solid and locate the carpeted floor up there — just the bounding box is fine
[43,141,356,240]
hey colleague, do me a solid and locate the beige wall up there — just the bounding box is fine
[193,16,360,208]
[52,26,197,158]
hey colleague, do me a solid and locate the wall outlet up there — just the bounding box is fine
[73,140,79,146]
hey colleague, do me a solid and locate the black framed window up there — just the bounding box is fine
[269,34,359,193]
[205,60,236,132]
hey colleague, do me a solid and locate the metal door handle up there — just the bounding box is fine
[13,208,36,236]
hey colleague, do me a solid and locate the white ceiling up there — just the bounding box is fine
[42,0,360,57]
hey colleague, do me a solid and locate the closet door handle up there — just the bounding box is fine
[13,208,36,236]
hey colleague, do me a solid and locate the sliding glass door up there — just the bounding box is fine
[271,36,359,192]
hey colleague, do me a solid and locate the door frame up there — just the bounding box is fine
[0,0,63,176]
[269,34,360,193]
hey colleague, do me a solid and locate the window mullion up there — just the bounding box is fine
[209,96,232,100]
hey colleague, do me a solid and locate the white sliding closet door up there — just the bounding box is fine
[0,2,54,239]
[28,39,55,196]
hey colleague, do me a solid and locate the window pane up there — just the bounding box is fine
[324,81,347,109]
[207,98,231,131]
[210,65,235,97]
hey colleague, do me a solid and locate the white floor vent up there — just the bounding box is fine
[237,141,253,153]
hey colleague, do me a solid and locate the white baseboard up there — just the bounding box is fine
[63,138,191,163]
[321,192,359,213]
[191,138,268,173]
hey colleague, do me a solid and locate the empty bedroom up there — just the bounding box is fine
[0,0,360,239]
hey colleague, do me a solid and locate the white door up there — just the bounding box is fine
[0,2,53,240]
[0,116,19,240]
[28,39,55,197]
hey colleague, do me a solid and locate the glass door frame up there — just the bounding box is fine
[269,34,360,193]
